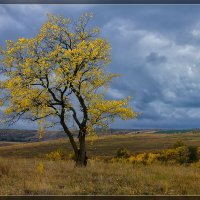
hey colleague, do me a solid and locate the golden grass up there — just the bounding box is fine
[0,157,200,195]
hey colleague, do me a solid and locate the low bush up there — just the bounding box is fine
[116,148,130,159]
[173,140,186,149]
[188,146,198,163]
[129,152,160,165]
[129,153,148,165]
[158,146,190,164]
[46,148,66,161]
[114,143,200,166]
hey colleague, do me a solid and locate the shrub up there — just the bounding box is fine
[175,146,190,164]
[158,146,199,164]
[173,140,186,149]
[158,147,189,164]
[113,144,200,166]
[146,153,160,165]
[46,148,66,161]
[158,149,177,163]
[135,153,148,164]
[116,148,130,159]
[129,152,160,165]
[156,143,199,164]
[188,146,198,163]
[129,153,147,165]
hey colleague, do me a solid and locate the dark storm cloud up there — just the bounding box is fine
[145,52,167,65]
[2,5,200,129]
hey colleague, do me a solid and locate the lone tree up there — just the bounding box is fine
[0,13,137,166]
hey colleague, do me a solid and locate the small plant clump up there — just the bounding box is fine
[129,152,160,165]
[110,148,130,163]
[116,148,130,159]
[37,162,44,174]
[173,140,186,149]
[46,148,66,161]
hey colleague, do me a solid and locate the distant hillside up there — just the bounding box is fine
[0,129,67,142]
[0,128,159,142]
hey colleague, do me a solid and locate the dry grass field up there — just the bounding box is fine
[0,158,200,195]
[1,131,200,195]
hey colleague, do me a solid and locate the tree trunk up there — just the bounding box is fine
[61,119,88,166]
[76,132,88,166]
[60,120,80,162]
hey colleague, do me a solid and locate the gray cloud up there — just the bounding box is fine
[145,52,167,65]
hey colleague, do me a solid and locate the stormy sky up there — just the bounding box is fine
[1,5,200,129]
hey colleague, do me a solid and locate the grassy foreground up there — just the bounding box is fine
[1,157,200,195]
[1,132,200,195]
